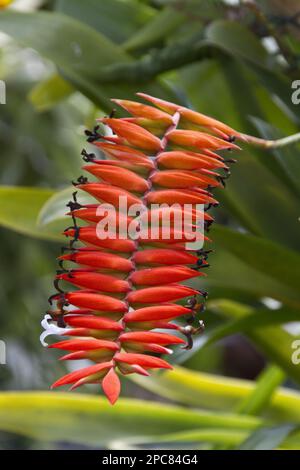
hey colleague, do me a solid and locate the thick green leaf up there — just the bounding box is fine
[212,225,300,295]
[251,117,300,196]
[250,65,300,125]
[132,365,300,422]
[55,0,155,45]
[208,300,300,386]
[236,365,286,416]
[123,6,186,52]
[0,10,127,110]
[201,305,300,347]
[238,424,296,450]
[0,11,128,77]
[0,11,177,110]
[37,186,93,228]
[205,18,299,125]
[133,426,300,449]
[204,250,294,308]
[0,393,262,446]
[29,74,74,111]
[137,428,249,448]
[205,20,271,68]
[0,186,62,241]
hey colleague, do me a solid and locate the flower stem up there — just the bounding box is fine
[240,132,300,149]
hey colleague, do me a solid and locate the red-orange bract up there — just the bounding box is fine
[46,93,241,404]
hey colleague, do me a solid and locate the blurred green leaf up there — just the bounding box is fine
[236,365,285,416]
[138,428,249,448]
[0,186,62,241]
[251,117,300,196]
[205,249,295,307]
[123,6,186,52]
[132,365,300,423]
[250,66,300,125]
[201,305,300,347]
[238,424,296,450]
[205,20,299,123]
[0,11,128,77]
[0,10,177,110]
[0,393,262,446]
[212,225,300,295]
[55,0,155,45]
[0,10,126,109]
[37,186,92,228]
[205,20,271,68]
[29,74,73,112]
[209,299,300,386]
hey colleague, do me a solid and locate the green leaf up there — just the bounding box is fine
[0,11,128,78]
[250,66,300,125]
[0,393,262,446]
[123,6,186,52]
[238,424,296,450]
[0,10,177,110]
[205,20,270,68]
[236,365,286,416]
[0,10,128,110]
[37,186,93,228]
[205,18,299,125]
[55,0,155,45]
[134,428,250,448]
[208,300,300,386]
[132,365,300,423]
[201,305,300,348]
[28,74,74,112]
[201,225,300,309]
[0,186,62,241]
[212,225,300,295]
[251,117,300,196]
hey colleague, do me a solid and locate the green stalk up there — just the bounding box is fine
[241,132,300,149]
[237,365,286,416]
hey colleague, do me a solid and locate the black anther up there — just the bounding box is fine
[196,248,213,259]
[198,289,208,299]
[72,175,88,186]
[81,149,96,162]
[84,125,101,143]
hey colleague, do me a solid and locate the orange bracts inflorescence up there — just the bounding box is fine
[45,93,241,404]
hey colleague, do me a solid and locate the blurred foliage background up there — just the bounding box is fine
[0,0,300,450]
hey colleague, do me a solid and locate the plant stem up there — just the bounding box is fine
[240,131,300,149]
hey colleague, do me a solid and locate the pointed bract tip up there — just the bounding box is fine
[102,368,121,405]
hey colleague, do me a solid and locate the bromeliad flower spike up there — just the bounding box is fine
[44,93,242,404]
